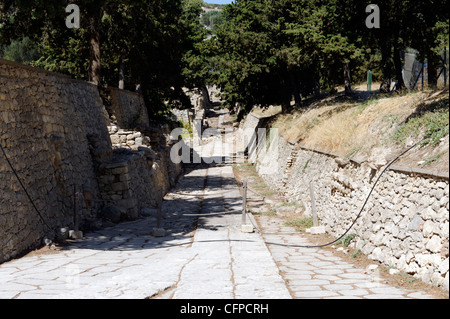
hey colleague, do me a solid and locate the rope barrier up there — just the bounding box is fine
[0,141,54,233]
[240,123,449,248]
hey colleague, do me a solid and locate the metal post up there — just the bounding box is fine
[367,70,372,91]
[73,185,79,231]
[152,188,166,237]
[422,63,424,90]
[157,189,163,229]
[444,47,447,88]
[70,185,83,239]
[242,180,247,225]
[309,183,318,227]
[240,179,254,233]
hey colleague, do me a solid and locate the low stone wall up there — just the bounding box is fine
[109,126,151,150]
[250,113,449,290]
[104,87,149,129]
[171,108,194,125]
[98,149,163,220]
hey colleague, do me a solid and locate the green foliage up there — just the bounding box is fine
[201,10,224,30]
[391,100,449,147]
[201,2,226,10]
[420,151,447,167]
[284,217,314,232]
[212,0,370,113]
[1,36,40,64]
[211,0,449,114]
[336,234,358,247]
[1,0,448,118]
[0,0,206,118]
[180,0,211,90]
[350,249,362,258]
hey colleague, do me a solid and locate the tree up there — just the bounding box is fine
[1,0,204,118]
[407,0,449,88]
[319,0,367,95]
[0,36,40,64]
[180,0,210,93]
[213,0,364,113]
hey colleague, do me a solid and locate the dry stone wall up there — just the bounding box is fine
[104,87,149,129]
[0,59,111,262]
[0,59,182,264]
[248,113,449,290]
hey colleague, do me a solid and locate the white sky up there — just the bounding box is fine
[204,0,234,5]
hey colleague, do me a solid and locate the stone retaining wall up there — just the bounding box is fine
[248,113,449,290]
[104,87,149,129]
[0,59,182,263]
[0,59,111,262]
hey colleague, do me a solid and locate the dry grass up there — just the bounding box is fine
[268,91,436,159]
[251,105,282,118]
[250,86,448,172]
[309,94,425,154]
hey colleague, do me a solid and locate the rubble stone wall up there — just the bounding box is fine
[0,59,111,262]
[0,59,182,264]
[105,87,149,129]
[248,113,449,290]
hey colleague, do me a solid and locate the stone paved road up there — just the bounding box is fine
[257,216,436,299]
[0,118,440,299]
[0,155,289,299]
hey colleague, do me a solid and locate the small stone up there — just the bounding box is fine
[43,238,53,246]
[241,224,254,233]
[309,226,326,234]
[69,230,83,240]
[152,228,166,237]
[59,227,69,240]
[408,215,423,231]
[426,235,442,253]
[367,264,379,271]
[389,268,401,275]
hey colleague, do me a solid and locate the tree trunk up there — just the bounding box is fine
[427,54,439,89]
[380,38,393,93]
[393,39,406,91]
[344,62,353,95]
[281,101,292,114]
[118,58,125,90]
[314,80,321,97]
[380,77,392,93]
[201,85,212,108]
[290,72,302,107]
[280,78,292,113]
[88,16,101,86]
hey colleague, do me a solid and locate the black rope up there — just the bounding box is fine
[260,123,449,249]
[0,141,54,233]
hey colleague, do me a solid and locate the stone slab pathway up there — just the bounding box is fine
[0,160,289,299]
[0,111,442,299]
[257,215,436,299]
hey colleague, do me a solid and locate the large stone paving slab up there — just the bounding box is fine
[257,215,437,299]
[0,157,290,299]
[1,114,443,300]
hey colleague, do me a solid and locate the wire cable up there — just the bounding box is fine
[256,123,449,249]
[0,141,54,233]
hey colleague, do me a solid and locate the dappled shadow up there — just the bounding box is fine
[61,159,247,253]
[297,87,385,114]
[403,90,449,124]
